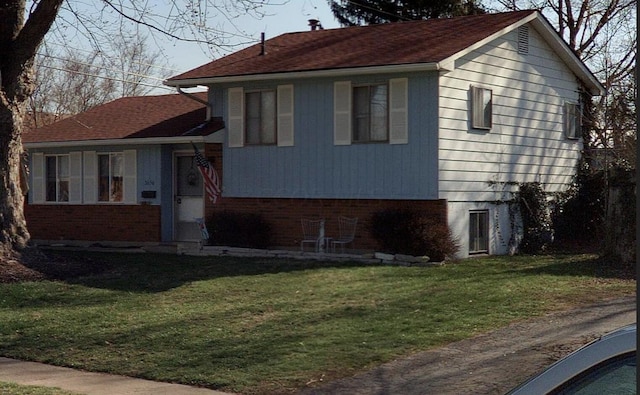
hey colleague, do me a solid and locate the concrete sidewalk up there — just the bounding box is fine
[0,358,234,395]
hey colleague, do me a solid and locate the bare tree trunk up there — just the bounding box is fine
[0,0,64,259]
[604,169,636,266]
[0,95,30,254]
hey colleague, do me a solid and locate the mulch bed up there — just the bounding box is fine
[0,248,109,283]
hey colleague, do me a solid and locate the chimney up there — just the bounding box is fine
[308,19,323,31]
[260,32,266,55]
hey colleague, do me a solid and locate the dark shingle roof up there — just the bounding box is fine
[23,93,223,143]
[167,11,536,82]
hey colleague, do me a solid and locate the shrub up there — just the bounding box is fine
[552,170,606,248]
[208,211,272,249]
[518,182,553,254]
[370,208,459,261]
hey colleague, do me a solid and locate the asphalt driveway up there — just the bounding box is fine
[301,296,636,395]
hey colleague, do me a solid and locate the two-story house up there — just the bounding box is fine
[24,10,603,257]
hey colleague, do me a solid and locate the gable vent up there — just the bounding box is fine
[517,26,529,54]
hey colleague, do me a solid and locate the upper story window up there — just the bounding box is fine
[353,84,389,143]
[564,102,581,139]
[245,90,277,145]
[45,155,69,202]
[98,152,124,202]
[471,86,492,130]
[227,85,294,148]
[334,78,408,146]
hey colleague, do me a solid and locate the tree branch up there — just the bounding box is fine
[102,0,216,44]
[14,0,64,66]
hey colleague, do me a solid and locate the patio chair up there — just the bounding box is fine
[300,218,324,252]
[331,216,358,253]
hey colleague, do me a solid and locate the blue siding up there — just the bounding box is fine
[137,146,161,205]
[160,145,174,242]
[220,73,440,199]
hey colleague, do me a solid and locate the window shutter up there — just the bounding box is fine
[83,151,97,203]
[31,153,44,203]
[389,78,408,144]
[277,84,294,147]
[334,81,352,145]
[228,87,245,147]
[123,150,137,204]
[69,152,82,203]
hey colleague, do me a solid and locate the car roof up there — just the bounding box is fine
[507,324,636,394]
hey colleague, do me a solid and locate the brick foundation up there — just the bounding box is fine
[24,204,161,243]
[206,197,448,251]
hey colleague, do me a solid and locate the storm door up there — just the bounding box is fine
[174,153,204,241]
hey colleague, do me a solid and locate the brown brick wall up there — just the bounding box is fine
[206,197,448,250]
[24,204,161,242]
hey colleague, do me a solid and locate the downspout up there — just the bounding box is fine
[176,87,212,121]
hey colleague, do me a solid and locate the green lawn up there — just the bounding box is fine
[0,251,634,394]
[0,382,78,395]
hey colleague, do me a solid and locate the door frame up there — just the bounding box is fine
[173,150,205,242]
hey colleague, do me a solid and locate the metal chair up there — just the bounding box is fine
[300,218,324,252]
[331,216,358,253]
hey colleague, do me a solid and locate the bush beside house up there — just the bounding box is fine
[370,208,459,261]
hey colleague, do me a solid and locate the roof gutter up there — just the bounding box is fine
[24,133,224,149]
[164,62,450,87]
[176,87,212,120]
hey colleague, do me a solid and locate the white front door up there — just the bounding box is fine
[174,153,204,242]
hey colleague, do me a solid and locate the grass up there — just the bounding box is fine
[0,382,79,395]
[0,251,634,394]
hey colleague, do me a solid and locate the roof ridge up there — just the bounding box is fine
[166,10,541,83]
[269,9,538,39]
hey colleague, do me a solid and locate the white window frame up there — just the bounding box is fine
[32,150,135,205]
[334,78,408,146]
[245,89,277,145]
[469,210,489,254]
[97,152,124,203]
[471,86,492,130]
[45,154,70,203]
[352,83,389,143]
[564,102,582,140]
[227,85,294,147]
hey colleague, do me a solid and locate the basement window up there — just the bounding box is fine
[469,210,489,254]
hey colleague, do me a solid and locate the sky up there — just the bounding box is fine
[162,1,340,75]
[39,1,340,95]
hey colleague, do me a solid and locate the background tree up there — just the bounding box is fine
[27,35,171,129]
[0,0,277,261]
[492,0,636,258]
[328,0,485,25]
[493,0,636,170]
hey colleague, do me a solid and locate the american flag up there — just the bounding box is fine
[193,144,221,204]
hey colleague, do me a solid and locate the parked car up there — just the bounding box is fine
[507,324,636,394]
